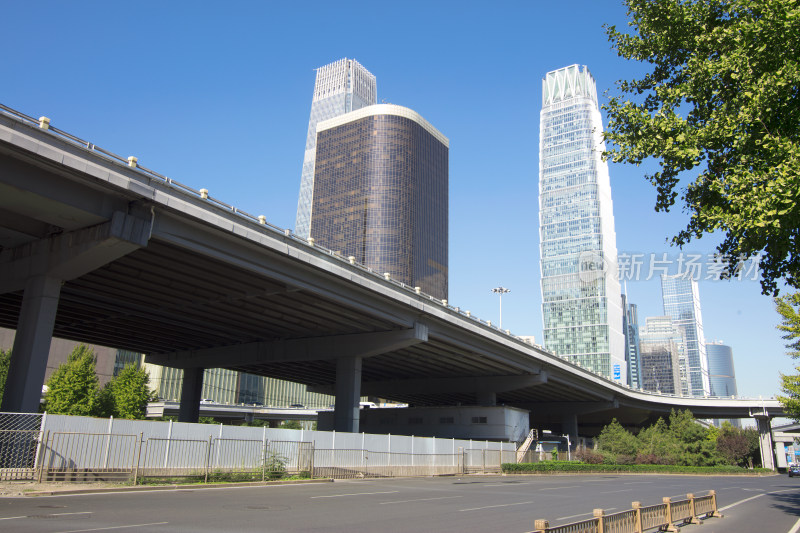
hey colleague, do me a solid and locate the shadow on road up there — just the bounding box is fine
[770,485,800,517]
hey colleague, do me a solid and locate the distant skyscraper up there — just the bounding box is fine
[622,294,642,389]
[706,341,740,427]
[661,274,710,397]
[295,58,377,238]
[639,316,683,395]
[539,64,625,382]
[706,341,738,397]
[310,104,449,299]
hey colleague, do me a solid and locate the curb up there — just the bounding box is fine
[24,478,333,497]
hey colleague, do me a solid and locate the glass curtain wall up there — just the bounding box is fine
[661,274,711,396]
[295,58,377,238]
[539,65,625,382]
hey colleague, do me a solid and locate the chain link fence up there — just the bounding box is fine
[0,413,44,480]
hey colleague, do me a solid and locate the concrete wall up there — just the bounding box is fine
[318,405,530,442]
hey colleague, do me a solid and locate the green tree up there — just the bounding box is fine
[716,422,756,466]
[0,349,10,401]
[99,365,157,419]
[743,427,761,468]
[604,0,800,294]
[598,418,639,461]
[44,345,99,416]
[280,420,303,430]
[668,409,725,466]
[636,418,680,464]
[775,293,800,420]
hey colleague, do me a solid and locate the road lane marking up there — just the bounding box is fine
[624,481,654,484]
[381,496,463,504]
[481,482,536,487]
[539,485,580,491]
[718,493,764,511]
[311,490,399,499]
[53,523,168,533]
[557,508,617,521]
[601,489,633,494]
[768,488,800,494]
[719,487,800,512]
[0,512,92,521]
[460,501,535,512]
[788,516,800,533]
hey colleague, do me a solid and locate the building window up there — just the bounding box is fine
[439,417,454,424]
[408,417,423,425]
[471,416,487,424]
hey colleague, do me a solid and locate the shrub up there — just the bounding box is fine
[574,448,604,464]
[502,461,771,475]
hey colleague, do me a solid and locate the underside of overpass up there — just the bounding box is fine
[0,104,784,444]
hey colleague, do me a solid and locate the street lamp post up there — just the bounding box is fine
[491,286,510,329]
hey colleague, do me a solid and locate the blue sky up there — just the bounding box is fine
[2,1,793,401]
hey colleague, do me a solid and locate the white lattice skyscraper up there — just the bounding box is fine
[539,65,626,383]
[295,58,377,238]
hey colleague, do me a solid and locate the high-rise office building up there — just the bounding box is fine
[706,341,740,427]
[539,64,625,382]
[639,316,683,395]
[622,294,642,389]
[295,58,377,238]
[310,104,449,299]
[706,341,737,398]
[661,274,710,397]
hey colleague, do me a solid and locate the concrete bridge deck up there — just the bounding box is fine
[0,103,784,447]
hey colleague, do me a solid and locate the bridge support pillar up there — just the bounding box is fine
[1,275,62,412]
[178,367,204,423]
[334,356,362,433]
[562,413,578,449]
[755,415,775,470]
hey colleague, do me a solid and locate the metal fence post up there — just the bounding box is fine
[133,433,144,486]
[215,423,223,469]
[310,441,315,478]
[533,519,549,533]
[102,416,114,469]
[163,419,173,469]
[632,501,643,533]
[662,497,678,532]
[594,508,605,533]
[37,430,50,483]
[262,438,268,482]
[204,435,213,483]
[33,412,47,476]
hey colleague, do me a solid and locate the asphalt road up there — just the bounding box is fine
[0,474,798,533]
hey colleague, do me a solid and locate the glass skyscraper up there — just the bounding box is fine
[706,341,737,398]
[311,104,449,299]
[622,294,642,389]
[661,274,710,397]
[295,58,377,238]
[639,316,683,395]
[539,65,625,382]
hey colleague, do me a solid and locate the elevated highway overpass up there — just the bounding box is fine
[0,103,784,456]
